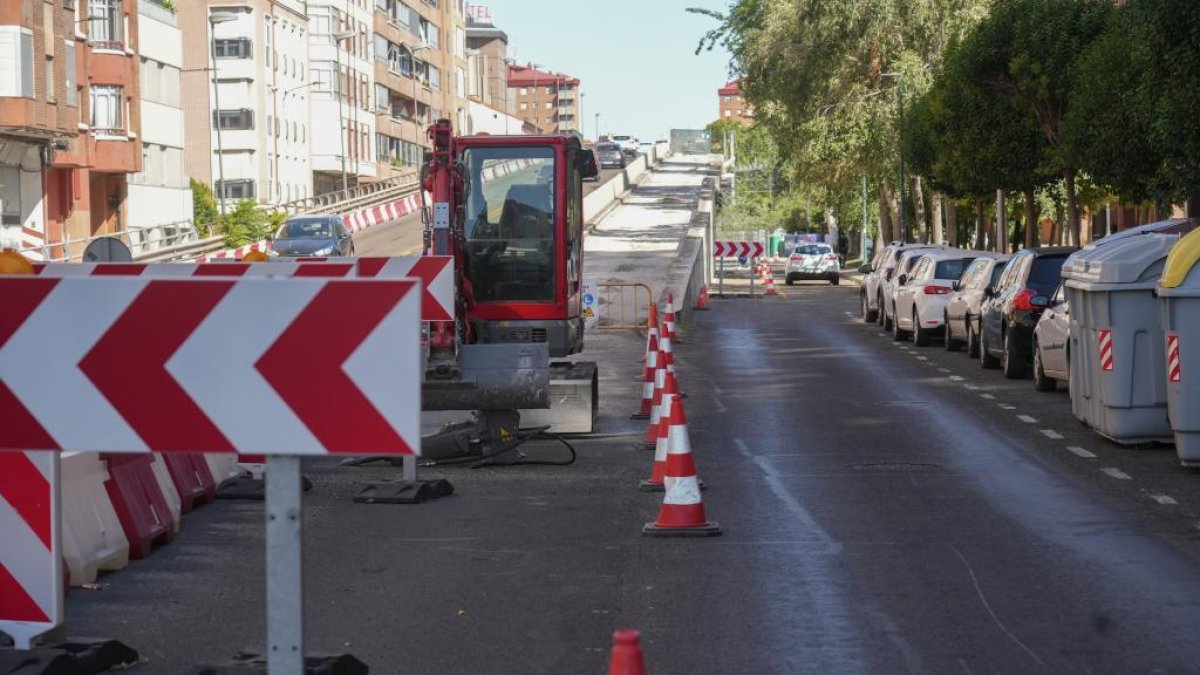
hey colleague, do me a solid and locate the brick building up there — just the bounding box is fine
[718,79,752,125]
[507,64,579,134]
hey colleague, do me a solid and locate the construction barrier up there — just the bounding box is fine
[597,282,654,331]
[102,454,175,559]
[150,455,183,534]
[159,454,217,513]
[60,452,129,587]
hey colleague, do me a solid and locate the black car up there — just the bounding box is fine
[270,215,355,258]
[978,246,1078,378]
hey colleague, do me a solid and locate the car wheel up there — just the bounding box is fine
[1002,329,1027,379]
[884,302,895,331]
[786,278,794,286]
[877,294,886,326]
[829,274,840,286]
[979,325,1000,369]
[966,318,981,359]
[1033,339,1056,392]
[891,307,907,342]
[944,312,959,352]
[913,308,931,347]
[862,293,878,323]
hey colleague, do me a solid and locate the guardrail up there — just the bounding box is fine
[274,171,421,216]
[597,282,654,330]
[27,221,203,262]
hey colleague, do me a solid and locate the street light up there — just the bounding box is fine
[881,71,907,242]
[333,30,357,194]
[208,10,238,216]
[579,92,586,137]
[595,113,600,142]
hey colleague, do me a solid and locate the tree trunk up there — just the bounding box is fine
[974,198,985,250]
[913,176,928,243]
[995,189,1007,253]
[1065,168,1080,247]
[878,184,894,249]
[932,192,945,246]
[1023,186,1038,250]
[946,200,958,247]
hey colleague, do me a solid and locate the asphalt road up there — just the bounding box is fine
[352,167,625,257]
[61,273,1200,673]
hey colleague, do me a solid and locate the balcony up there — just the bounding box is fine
[87,3,124,52]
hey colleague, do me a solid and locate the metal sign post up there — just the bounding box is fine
[718,256,725,297]
[266,456,304,675]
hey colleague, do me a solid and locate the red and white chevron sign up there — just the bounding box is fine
[1168,333,1182,384]
[0,451,61,649]
[713,241,765,259]
[1098,329,1114,372]
[0,276,421,456]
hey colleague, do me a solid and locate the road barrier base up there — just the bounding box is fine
[162,455,217,513]
[353,479,454,505]
[102,454,175,559]
[215,475,313,501]
[190,651,368,675]
[642,521,722,538]
[0,638,139,674]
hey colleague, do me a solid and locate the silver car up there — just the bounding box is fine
[944,254,1011,355]
[882,246,941,331]
[1033,283,1070,392]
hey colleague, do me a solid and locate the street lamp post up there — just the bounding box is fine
[595,113,600,142]
[579,91,585,137]
[208,11,238,216]
[332,30,357,194]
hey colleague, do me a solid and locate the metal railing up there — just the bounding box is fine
[596,283,654,331]
[273,170,422,216]
[29,220,204,262]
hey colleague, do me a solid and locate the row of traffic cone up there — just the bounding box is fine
[757,258,779,296]
[635,294,720,538]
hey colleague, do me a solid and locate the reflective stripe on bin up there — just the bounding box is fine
[1099,329,1114,372]
[1168,333,1182,383]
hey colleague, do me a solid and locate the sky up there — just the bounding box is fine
[478,0,733,142]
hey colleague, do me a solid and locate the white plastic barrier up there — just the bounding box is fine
[61,451,130,586]
[150,455,184,534]
[204,454,241,485]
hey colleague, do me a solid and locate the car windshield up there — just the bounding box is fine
[935,258,974,280]
[596,144,619,152]
[903,255,922,272]
[1029,256,1069,293]
[795,245,830,256]
[276,219,333,240]
[989,263,1007,287]
[612,135,631,141]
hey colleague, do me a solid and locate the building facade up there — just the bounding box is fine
[371,0,469,181]
[127,0,191,246]
[308,0,374,195]
[718,79,752,124]
[506,64,579,134]
[465,17,507,112]
[0,0,143,260]
[180,0,312,208]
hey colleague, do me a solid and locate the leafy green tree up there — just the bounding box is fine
[221,200,270,248]
[190,179,218,237]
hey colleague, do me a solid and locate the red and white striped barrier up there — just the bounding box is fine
[1099,329,1114,372]
[0,452,62,648]
[1168,332,1182,383]
[200,238,272,262]
[60,452,130,586]
[150,455,184,534]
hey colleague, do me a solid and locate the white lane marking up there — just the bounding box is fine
[938,368,951,373]
[1040,429,1065,439]
[1101,467,1132,480]
[733,439,841,554]
[878,333,888,337]
[949,376,965,382]
[963,384,979,390]
[1150,494,1178,505]
[980,394,996,400]
[998,404,1016,410]
[714,396,728,414]
[916,355,928,361]
[1017,415,1038,424]
[1066,446,1096,459]
[949,545,1046,666]
[845,311,854,316]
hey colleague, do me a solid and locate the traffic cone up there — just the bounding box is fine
[695,284,710,310]
[642,303,659,365]
[638,356,666,450]
[663,294,679,342]
[764,267,779,296]
[639,372,675,492]
[643,391,720,537]
[606,630,647,675]
[658,320,675,377]
[632,332,658,420]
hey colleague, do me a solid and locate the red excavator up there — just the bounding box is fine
[418,119,601,462]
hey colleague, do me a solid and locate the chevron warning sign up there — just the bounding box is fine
[713,241,766,259]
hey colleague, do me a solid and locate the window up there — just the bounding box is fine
[63,40,76,105]
[0,27,34,98]
[217,179,255,200]
[935,258,974,281]
[44,56,54,102]
[90,85,123,134]
[264,19,272,65]
[428,65,440,90]
[214,38,252,59]
[519,87,527,96]
[213,108,254,130]
[374,83,390,112]
[88,0,122,49]
[0,167,21,224]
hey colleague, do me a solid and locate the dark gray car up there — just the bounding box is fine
[594,142,625,169]
[270,215,355,258]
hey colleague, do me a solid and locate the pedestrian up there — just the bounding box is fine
[837,230,849,266]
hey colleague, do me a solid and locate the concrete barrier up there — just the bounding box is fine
[585,155,653,226]
[61,452,130,586]
[661,173,718,329]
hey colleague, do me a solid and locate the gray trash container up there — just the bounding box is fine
[1062,219,1200,445]
[1159,226,1200,464]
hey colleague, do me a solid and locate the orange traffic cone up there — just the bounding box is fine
[640,372,676,492]
[642,304,659,365]
[638,355,666,450]
[643,392,721,537]
[764,267,779,296]
[632,332,659,420]
[606,629,647,675]
[663,294,679,342]
[658,321,678,377]
[695,284,710,310]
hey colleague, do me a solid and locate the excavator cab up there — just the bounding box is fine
[454,134,596,357]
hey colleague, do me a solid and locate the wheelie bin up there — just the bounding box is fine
[1062,219,1199,445]
[1159,226,1200,464]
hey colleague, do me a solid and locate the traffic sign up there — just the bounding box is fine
[0,276,421,457]
[713,241,765,259]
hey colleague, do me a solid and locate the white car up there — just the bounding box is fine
[1033,282,1070,392]
[860,242,903,322]
[610,134,639,155]
[881,245,941,330]
[785,243,840,285]
[891,250,978,346]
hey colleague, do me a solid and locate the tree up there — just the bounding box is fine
[190,179,218,237]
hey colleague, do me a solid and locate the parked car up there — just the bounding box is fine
[595,143,626,169]
[270,215,354,258]
[944,253,1011,356]
[859,242,930,324]
[638,141,655,154]
[580,149,600,181]
[786,243,840,285]
[882,245,943,331]
[1033,282,1070,392]
[611,135,639,156]
[978,246,1078,377]
[891,251,978,346]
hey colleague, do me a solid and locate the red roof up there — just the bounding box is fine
[507,64,580,88]
[718,80,741,96]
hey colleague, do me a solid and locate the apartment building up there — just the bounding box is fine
[465,12,507,112]
[718,79,752,124]
[128,0,191,242]
[371,0,469,180]
[0,0,142,260]
[308,0,375,194]
[180,0,312,207]
[507,64,580,134]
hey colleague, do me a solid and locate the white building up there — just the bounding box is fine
[127,0,193,248]
[467,99,532,136]
[307,0,376,195]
